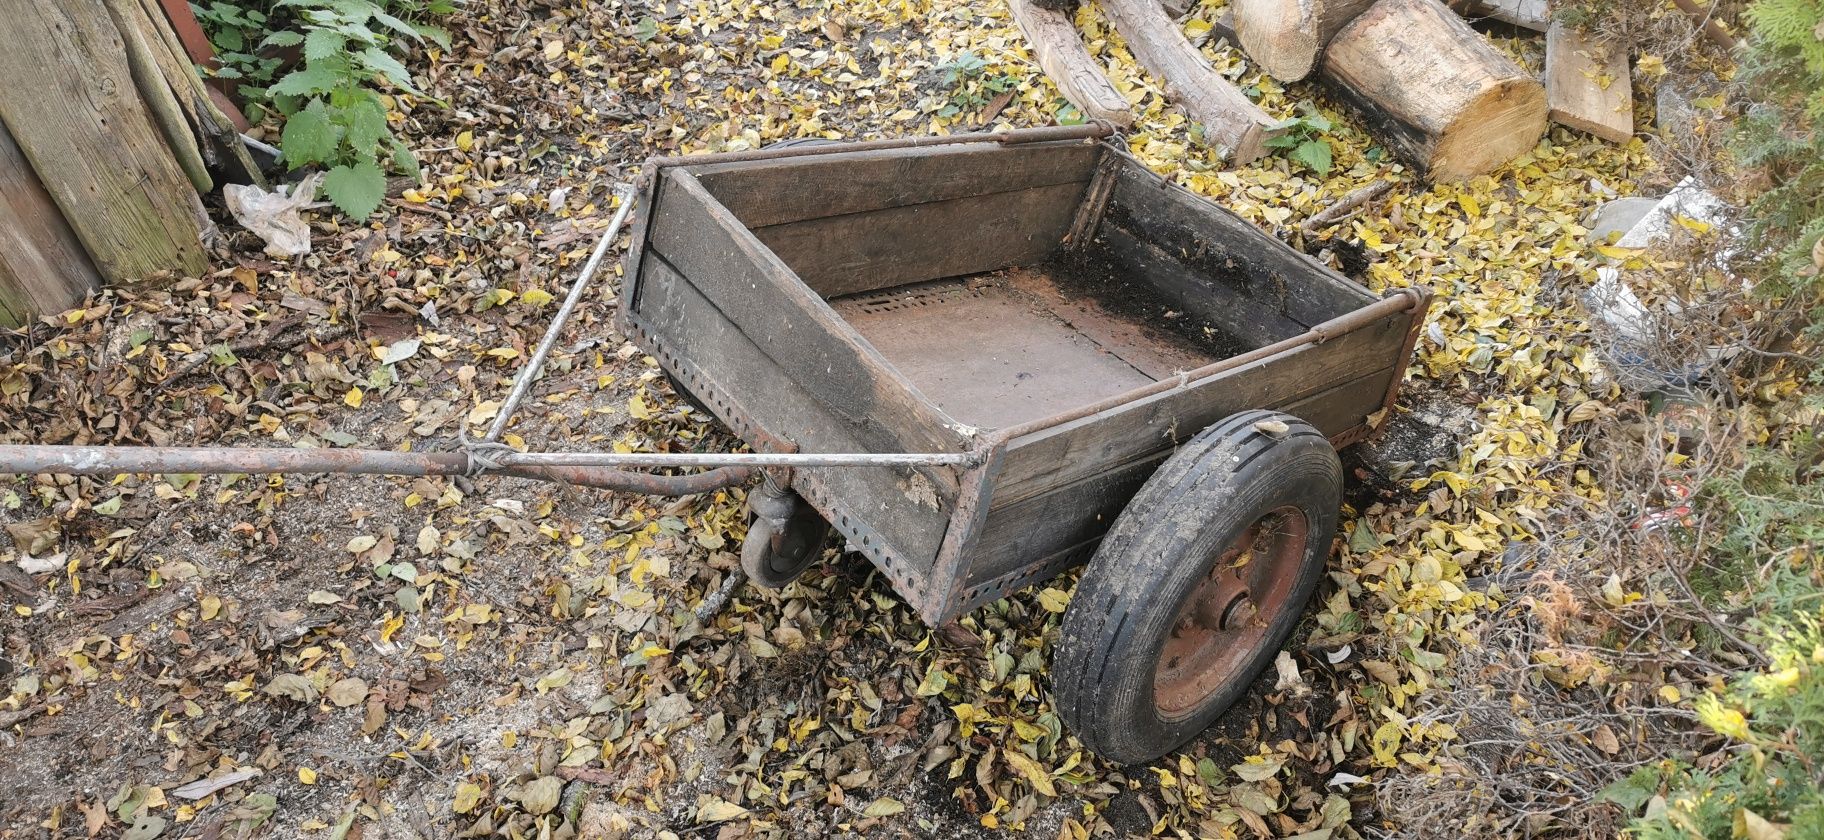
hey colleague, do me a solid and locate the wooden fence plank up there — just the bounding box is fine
[0,119,103,327]
[0,0,208,286]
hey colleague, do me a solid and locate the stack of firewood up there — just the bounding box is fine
[1010,0,1643,180]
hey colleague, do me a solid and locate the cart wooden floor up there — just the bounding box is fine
[830,259,1256,430]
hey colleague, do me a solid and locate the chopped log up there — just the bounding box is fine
[1233,0,1377,82]
[1322,0,1547,180]
[1098,0,1278,163]
[0,0,208,287]
[1545,21,1634,143]
[1008,0,1135,126]
[1448,0,1548,30]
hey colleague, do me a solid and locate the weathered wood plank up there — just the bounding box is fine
[1104,156,1376,328]
[1008,0,1135,126]
[127,0,262,185]
[1545,20,1634,143]
[647,169,971,470]
[969,451,1168,584]
[991,310,1410,504]
[0,0,208,284]
[751,181,1087,298]
[1094,222,1307,348]
[686,141,1099,229]
[0,120,103,327]
[631,255,954,578]
[690,143,1098,230]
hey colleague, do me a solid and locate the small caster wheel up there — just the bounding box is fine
[741,483,832,588]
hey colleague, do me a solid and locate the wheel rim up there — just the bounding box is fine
[1153,505,1310,719]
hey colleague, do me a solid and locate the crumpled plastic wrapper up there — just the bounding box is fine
[223,172,323,258]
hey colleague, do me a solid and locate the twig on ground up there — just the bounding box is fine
[1669,0,1737,50]
[1301,179,1395,233]
[149,316,346,395]
[387,198,453,220]
[694,570,747,623]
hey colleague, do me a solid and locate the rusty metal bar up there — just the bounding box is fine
[491,451,977,468]
[486,186,638,441]
[647,121,1116,169]
[0,445,975,479]
[994,288,1430,442]
[0,444,761,495]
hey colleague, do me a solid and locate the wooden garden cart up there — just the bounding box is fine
[621,123,1430,762]
[0,123,1429,764]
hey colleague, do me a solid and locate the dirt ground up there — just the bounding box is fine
[1,0,1667,837]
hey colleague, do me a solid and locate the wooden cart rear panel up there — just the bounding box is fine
[621,135,1428,625]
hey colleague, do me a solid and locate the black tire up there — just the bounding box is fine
[1053,409,1342,765]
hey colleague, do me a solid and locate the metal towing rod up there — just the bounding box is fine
[0,186,971,497]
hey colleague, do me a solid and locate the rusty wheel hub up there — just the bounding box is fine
[1153,506,1310,718]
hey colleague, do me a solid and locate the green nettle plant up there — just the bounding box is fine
[193,0,453,219]
[1264,104,1335,176]
[191,1,285,110]
[936,51,1020,119]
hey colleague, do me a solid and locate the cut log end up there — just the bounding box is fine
[1235,0,1378,82]
[1323,0,1548,180]
[1235,0,1322,82]
[1431,77,1547,179]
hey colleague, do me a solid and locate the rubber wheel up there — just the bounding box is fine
[740,493,833,588]
[1053,409,1342,764]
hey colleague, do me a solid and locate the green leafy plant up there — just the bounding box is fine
[1622,606,1824,837]
[1264,104,1335,176]
[190,1,284,113]
[936,52,1019,119]
[192,0,453,219]
[263,0,451,218]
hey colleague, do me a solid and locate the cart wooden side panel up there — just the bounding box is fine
[627,171,964,596]
[687,141,1099,298]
